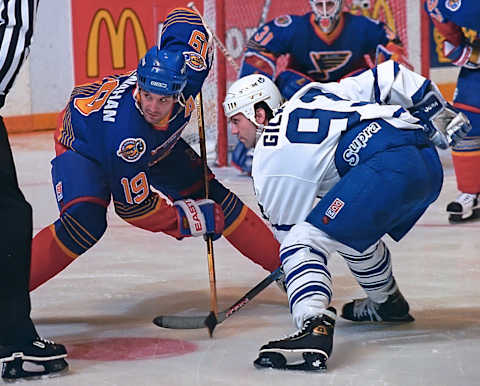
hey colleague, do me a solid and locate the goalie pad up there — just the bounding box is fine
[240,52,276,78]
[409,91,472,149]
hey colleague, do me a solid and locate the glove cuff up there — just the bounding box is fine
[174,199,207,237]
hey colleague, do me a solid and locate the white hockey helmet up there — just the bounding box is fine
[223,74,283,127]
[310,0,344,34]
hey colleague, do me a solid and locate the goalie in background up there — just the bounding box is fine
[425,0,480,223]
[231,0,408,174]
[28,9,281,296]
[223,61,470,371]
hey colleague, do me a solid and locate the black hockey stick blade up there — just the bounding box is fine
[152,268,282,330]
[204,311,218,337]
[153,314,223,329]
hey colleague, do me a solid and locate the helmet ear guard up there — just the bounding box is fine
[223,74,283,127]
[137,47,187,96]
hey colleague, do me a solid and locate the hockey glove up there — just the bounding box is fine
[231,141,253,175]
[375,42,413,70]
[275,69,312,99]
[432,20,480,69]
[409,91,472,149]
[174,199,224,240]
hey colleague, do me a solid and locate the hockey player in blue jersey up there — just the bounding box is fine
[232,0,407,174]
[223,61,470,370]
[240,0,407,96]
[425,0,480,222]
[28,8,281,292]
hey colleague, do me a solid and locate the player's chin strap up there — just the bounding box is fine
[409,90,472,149]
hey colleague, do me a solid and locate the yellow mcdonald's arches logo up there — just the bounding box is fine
[371,0,396,33]
[353,0,397,34]
[87,8,148,77]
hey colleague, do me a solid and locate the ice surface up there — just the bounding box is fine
[8,132,480,385]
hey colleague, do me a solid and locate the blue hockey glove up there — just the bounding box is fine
[275,69,312,99]
[409,91,472,149]
[174,199,224,240]
[231,141,253,175]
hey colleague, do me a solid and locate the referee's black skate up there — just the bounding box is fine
[341,289,414,322]
[0,338,68,381]
[254,307,336,371]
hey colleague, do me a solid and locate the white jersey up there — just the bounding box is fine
[252,60,434,242]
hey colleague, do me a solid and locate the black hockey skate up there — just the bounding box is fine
[341,289,414,322]
[0,338,68,381]
[446,193,480,223]
[254,307,336,371]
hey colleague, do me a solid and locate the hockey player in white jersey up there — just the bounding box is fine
[223,61,471,371]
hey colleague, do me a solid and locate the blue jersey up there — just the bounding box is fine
[240,12,390,82]
[55,8,211,212]
[426,0,480,30]
[426,0,480,128]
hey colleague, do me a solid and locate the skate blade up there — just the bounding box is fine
[341,313,415,323]
[254,351,327,372]
[448,209,480,224]
[2,359,69,382]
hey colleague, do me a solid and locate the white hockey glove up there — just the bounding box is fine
[409,91,472,149]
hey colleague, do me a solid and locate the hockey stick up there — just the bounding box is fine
[258,0,272,28]
[187,1,240,73]
[153,267,282,330]
[195,90,219,337]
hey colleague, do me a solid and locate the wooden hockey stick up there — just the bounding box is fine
[195,91,219,337]
[187,1,240,73]
[153,268,282,330]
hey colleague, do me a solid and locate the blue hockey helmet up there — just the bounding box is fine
[137,47,187,96]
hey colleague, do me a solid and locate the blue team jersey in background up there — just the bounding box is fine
[241,12,389,81]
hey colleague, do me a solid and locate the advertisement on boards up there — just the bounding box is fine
[71,0,196,85]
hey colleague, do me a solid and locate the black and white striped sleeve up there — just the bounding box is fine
[0,0,38,108]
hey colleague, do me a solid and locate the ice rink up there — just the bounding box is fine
[9,131,480,385]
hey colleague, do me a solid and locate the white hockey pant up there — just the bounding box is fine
[337,239,397,304]
[280,222,339,329]
[280,222,397,328]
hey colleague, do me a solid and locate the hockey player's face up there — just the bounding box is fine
[139,89,175,125]
[313,0,337,14]
[312,0,341,33]
[229,113,258,149]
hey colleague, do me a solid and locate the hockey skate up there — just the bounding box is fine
[446,193,480,223]
[254,307,336,371]
[0,338,68,381]
[341,289,414,322]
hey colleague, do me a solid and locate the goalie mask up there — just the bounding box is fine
[310,0,344,34]
[223,74,283,127]
[137,47,187,96]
